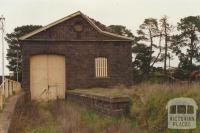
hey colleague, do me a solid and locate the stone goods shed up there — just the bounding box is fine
[20,11,133,100]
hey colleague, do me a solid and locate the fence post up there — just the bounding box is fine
[12,81,14,94]
[4,79,7,98]
[10,81,13,95]
[7,80,8,98]
[8,80,12,96]
[13,82,15,93]
[0,79,22,111]
[2,81,4,96]
[0,90,2,110]
[7,80,10,97]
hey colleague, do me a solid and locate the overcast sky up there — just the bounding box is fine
[0,0,200,75]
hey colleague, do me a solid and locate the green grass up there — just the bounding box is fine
[81,111,118,130]
[24,103,60,133]
[80,110,140,133]
[25,123,58,133]
[9,102,61,133]
[25,121,58,133]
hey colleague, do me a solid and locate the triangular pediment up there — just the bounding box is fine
[20,11,132,41]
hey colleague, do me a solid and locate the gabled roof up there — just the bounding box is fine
[19,11,133,41]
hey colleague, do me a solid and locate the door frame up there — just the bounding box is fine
[30,54,66,101]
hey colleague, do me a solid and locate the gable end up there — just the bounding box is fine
[19,11,133,41]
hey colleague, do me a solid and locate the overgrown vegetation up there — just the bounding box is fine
[125,83,200,133]
[9,100,139,133]
[9,83,200,133]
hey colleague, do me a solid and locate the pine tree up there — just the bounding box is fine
[137,18,160,75]
[171,16,200,72]
[159,16,173,74]
[108,25,134,37]
[5,25,42,81]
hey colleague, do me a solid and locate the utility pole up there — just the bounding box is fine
[0,15,5,91]
[16,50,19,82]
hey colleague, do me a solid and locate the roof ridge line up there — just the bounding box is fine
[19,11,82,40]
[80,12,133,40]
[20,11,133,41]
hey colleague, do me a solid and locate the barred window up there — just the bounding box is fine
[95,57,108,78]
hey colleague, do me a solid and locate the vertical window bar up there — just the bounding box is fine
[97,58,99,77]
[99,58,102,77]
[105,58,107,77]
[102,58,104,77]
[101,58,103,77]
[95,59,97,77]
[103,58,105,77]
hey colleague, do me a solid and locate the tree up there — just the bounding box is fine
[137,18,160,74]
[5,25,42,81]
[171,16,200,72]
[132,42,152,80]
[108,25,134,37]
[159,16,173,74]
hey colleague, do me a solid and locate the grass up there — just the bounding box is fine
[66,83,200,133]
[24,103,59,133]
[81,111,138,133]
[9,100,140,133]
[9,101,60,133]
[127,83,200,133]
[9,83,200,133]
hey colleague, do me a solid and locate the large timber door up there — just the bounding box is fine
[30,55,65,101]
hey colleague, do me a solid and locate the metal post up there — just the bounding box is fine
[0,15,5,93]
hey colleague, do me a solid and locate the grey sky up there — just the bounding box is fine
[0,0,200,74]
